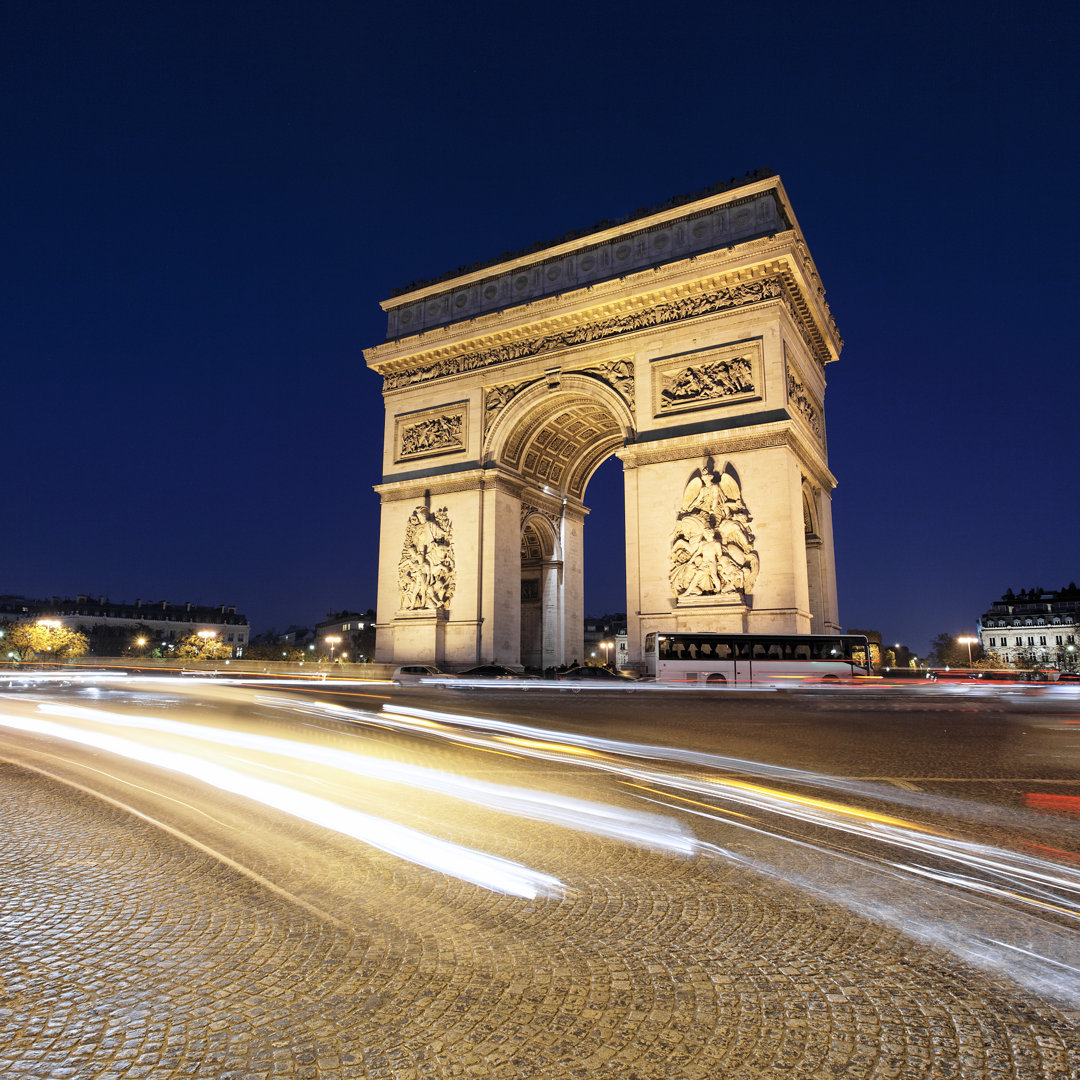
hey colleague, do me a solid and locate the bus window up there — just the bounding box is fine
[645,633,656,655]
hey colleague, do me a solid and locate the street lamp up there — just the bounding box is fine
[600,639,614,669]
[325,635,342,662]
[958,635,978,666]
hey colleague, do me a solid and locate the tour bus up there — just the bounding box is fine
[642,632,873,686]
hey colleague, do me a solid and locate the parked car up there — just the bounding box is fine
[391,664,452,685]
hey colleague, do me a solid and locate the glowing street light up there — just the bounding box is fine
[600,639,614,668]
[325,635,342,662]
[958,635,978,666]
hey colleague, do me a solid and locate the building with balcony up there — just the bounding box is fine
[978,587,1079,670]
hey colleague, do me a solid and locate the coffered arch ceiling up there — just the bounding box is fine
[521,516,558,562]
[496,392,626,501]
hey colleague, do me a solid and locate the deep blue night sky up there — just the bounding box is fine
[4,1,1077,654]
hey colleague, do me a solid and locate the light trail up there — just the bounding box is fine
[3,679,1079,1006]
[32,702,697,857]
[0,707,563,899]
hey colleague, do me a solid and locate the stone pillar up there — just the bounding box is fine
[541,559,563,670]
[479,481,523,665]
[560,507,585,666]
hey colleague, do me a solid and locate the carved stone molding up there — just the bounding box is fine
[618,425,834,490]
[394,402,468,462]
[784,351,824,445]
[520,501,562,535]
[381,277,783,391]
[670,460,760,602]
[398,505,456,611]
[383,185,786,340]
[652,339,762,417]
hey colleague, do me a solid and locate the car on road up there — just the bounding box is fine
[391,664,452,685]
[455,664,538,680]
[556,666,640,688]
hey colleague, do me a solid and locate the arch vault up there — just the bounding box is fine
[364,172,843,669]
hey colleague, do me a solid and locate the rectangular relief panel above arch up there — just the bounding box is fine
[393,400,469,463]
[650,337,764,419]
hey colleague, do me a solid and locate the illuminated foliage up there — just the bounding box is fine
[174,631,233,660]
[4,620,89,661]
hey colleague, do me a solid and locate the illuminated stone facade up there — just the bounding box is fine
[364,173,843,667]
[979,589,1080,669]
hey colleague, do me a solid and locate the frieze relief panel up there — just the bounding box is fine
[652,339,762,418]
[382,278,782,391]
[398,506,456,611]
[784,345,824,445]
[670,460,760,601]
[394,402,468,462]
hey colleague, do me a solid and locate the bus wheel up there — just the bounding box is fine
[706,674,727,686]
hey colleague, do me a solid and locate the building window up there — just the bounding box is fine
[1057,635,1063,645]
[1027,636,1035,646]
[989,637,996,647]
[1016,637,1023,646]
[1039,636,1047,646]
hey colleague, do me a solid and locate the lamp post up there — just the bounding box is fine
[958,635,978,666]
[600,639,614,669]
[325,635,342,663]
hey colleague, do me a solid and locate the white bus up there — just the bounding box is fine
[643,632,872,686]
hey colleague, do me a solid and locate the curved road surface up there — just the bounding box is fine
[0,673,1077,1079]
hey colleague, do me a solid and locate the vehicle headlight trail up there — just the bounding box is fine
[0,708,562,899]
[33,702,698,857]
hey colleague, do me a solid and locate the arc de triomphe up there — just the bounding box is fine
[364,172,843,669]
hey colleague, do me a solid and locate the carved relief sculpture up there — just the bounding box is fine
[484,383,524,432]
[660,355,754,411]
[395,403,468,462]
[398,506,456,610]
[585,358,635,406]
[400,414,464,457]
[383,277,783,390]
[670,461,760,599]
[785,365,823,442]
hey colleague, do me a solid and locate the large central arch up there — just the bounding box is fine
[366,173,844,669]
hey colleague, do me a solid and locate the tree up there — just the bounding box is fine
[243,637,309,662]
[174,631,232,661]
[927,632,983,668]
[4,620,89,662]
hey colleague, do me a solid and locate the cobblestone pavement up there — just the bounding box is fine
[0,751,1077,1080]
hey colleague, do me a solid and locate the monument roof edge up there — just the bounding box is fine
[378,172,791,311]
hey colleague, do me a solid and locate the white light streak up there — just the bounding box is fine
[0,707,562,899]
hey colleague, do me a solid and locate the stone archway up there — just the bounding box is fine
[520,512,560,670]
[366,173,844,667]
